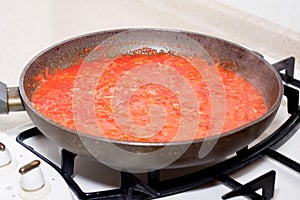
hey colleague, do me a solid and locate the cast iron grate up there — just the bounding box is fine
[16,57,300,200]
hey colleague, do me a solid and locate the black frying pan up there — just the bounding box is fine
[0,28,283,172]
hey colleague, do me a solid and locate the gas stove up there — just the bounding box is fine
[0,57,300,200]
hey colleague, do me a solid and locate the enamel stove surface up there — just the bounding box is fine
[0,131,73,200]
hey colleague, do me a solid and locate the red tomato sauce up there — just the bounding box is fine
[31,53,267,142]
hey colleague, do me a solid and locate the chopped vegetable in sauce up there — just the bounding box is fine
[32,52,267,142]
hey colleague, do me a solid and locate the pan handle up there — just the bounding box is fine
[0,81,25,114]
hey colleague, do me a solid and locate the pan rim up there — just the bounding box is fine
[18,27,284,147]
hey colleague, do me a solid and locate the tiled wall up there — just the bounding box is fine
[218,0,300,33]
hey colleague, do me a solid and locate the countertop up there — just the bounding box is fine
[1,0,300,131]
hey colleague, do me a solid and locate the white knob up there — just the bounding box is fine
[0,142,17,175]
[19,160,45,191]
[0,142,12,167]
[18,160,51,200]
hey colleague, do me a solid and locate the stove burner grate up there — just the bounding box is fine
[16,57,300,200]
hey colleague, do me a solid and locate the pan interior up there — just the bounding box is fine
[21,29,282,141]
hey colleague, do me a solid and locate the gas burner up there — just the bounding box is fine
[8,57,300,199]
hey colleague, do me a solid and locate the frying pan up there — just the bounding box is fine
[0,28,283,172]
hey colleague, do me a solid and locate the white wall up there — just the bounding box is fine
[217,0,300,33]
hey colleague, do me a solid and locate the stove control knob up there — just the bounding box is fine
[18,160,51,199]
[0,142,11,166]
[19,160,45,191]
[0,142,17,175]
